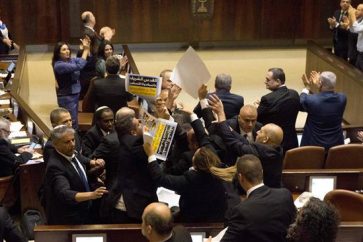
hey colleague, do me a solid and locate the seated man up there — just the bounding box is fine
[214,154,296,242]
[0,117,33,177]
[44,125,107,225]
[141,202,192,242]
[82,106,114,158]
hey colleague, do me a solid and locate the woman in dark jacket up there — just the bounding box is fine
[146,146,227,222]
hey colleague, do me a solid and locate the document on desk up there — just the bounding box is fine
[10,121,23,132]
[9,131,27,139]
[0,99,10,105]
[203,227,227,242]
[26,158,44,165]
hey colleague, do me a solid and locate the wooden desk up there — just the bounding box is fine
[19,161,45,215]
[282,169,363,194]
[34,223,224,242]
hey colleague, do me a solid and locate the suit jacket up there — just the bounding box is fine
[332,9,349,57]
[0,207,27,242]
[92,131,120,187]
[0,139,32,177]
[90,74,134,114]
[257,86,300,152]
[218,121,283,188]
[82,26,103,56]
[227,115,263,140]
[44,149,92,225]
[165,225,193,242]
[221,185,296,242]
[82,125,111,158]
[101,134,158,220]
[148,160,227,222]
[300,91,346,150]
[194,89,244,120]
[43,132,82,164]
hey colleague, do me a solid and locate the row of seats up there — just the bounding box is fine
[324,189,363,222]
[283,144,363,169]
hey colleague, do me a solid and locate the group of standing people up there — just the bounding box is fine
[328,0,363,73]
[51,11,127,129]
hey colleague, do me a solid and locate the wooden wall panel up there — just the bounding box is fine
[0,0,353,45]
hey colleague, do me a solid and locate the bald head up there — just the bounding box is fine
[81,11,95,26]
[142,202,173,238]
[115,107,139,136]
[256,123,283,146]
[238,104,258,133]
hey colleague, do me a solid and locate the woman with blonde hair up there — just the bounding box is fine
[145,145,228,222]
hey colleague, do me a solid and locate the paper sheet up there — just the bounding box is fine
[157,187,180,208]
[171,46,211,98]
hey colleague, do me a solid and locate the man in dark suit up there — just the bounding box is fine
[327,0,352,61]
[194,73,244,120]
[81,11,102,55]
[0,117,33,177]
[100,107,158,223]
[215,154,296,242]
[141,202,192,242]
[44,125,107,225]
[209,95,284,188]
[43,107,82,163]
[226,105,262,143]
[85,56,134,114]
[257,68,300,153]
[300,71,346,150]
[82,106,114,158]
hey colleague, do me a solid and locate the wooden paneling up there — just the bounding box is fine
[0,0,349,45]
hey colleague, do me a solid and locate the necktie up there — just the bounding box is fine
[339,11,344,22]
[71,157,90,192]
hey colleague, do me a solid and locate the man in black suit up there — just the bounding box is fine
[209,95,284,188]
[81,11,102,55]
[82,106,114,158]
[141,202,192,242]
[214,154,296,242]
[226,105,262,143]
[256,68,300,153]
[0,117,33,177]
[43,107,82,163]
[194,73,244,120]
[327,0,352,61]
[44,125,107,225]
[100,107,158,223]
[86,56,134,114]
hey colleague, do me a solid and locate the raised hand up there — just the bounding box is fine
[198,84,208,100]
[208,94,226,122]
